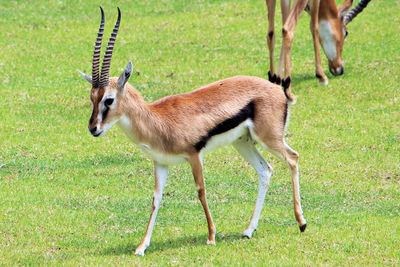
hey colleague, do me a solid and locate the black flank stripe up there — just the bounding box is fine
[194,101,255,151]
[283,102,288,127]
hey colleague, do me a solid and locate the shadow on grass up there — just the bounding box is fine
[290,71,346,87]
[291,73,318,86]
[101,232,244,255]
[3,152,143,178]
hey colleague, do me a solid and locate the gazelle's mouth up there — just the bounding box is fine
[92,131,103,137]
[329,65,344,76]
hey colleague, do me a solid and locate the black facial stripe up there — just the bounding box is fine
[101,97,114,122]
[194,101,255,151]
[89,103,99,125]
[89,111,95,125]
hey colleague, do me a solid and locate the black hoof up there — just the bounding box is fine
[268,71,276,83]
[275,76,281,85]
[299,224,307,232]
[315,73,323,79]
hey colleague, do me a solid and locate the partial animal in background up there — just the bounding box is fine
[265,0,371,92]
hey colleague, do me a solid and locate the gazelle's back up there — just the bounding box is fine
[144,76,288,153]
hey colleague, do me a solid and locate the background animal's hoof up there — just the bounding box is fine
[275,76,281,85]
[268,71,278,84]
[299,224,307,232]
[319,79,328,86]
[316,73,328,86]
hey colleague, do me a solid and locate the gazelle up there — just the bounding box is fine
[79,7,306,256]
[265,0,371,92]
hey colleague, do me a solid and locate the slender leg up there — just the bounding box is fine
[266,0,277,83]
[280,0,309,90]
[277,0,291,81]
[251,128,307,232]
[188,154,216,245]
[309,0,328,85]
[283,143,306,230]
[135,162,168,256]
[233,138,273,238]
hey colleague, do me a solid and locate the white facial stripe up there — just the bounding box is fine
[104,93,116,103]
[319,20,337,61]
[101,119,118,132]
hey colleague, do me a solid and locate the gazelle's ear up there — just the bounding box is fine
[78,70,92,84]
[117,61,133,92]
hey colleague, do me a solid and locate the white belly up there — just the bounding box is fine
[200,119,253,155]
[118,115,253,165]
[140,144,187,165]
[138,120,252,165]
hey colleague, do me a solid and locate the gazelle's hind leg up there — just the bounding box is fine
[283,143,307,231]
[251,131,307,232]
[233,137,273,238]
[187,154,216,245]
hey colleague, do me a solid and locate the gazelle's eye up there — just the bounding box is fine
[104,98,114,107]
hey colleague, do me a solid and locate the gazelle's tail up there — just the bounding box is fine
[282,77,296,104]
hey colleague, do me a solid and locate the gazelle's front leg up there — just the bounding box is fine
[309,0,328,85]
[233,139,273,238]
[135,162,168,256]
[188,154,216,245]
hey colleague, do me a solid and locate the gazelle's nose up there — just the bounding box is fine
[89,126,97,134]
[330,65,344,76]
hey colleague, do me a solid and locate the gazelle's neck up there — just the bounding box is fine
[117,86,169,151]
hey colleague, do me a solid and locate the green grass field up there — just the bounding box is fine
[0,0,399,265]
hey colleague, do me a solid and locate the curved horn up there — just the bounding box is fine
[344,0,371,25]
[99,7,121,88]
[92,7,105,88]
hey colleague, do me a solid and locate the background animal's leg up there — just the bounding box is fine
[266,0,277,83]
[233,138,273,238]
[310,0,328,85]
[277,0,291,83]
[135,163,168,256]
[281,0,309,91]
[188,154,216,245]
